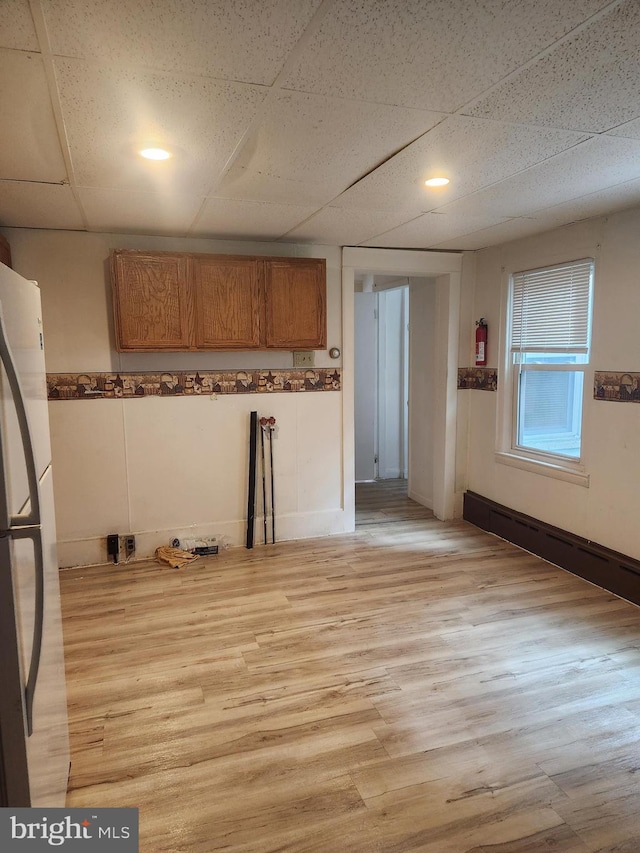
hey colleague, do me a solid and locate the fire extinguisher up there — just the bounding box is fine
[475,318,488,366]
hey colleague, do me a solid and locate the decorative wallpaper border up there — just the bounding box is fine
[594,371,640,403]
[457,368,640,400]
[47,368,342,400]
[457,367,498,391]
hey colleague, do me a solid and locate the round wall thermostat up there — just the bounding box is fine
[329,347,341,359]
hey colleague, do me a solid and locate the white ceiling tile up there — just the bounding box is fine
[0,182,85,230]
[190,197,319,240]
[1,1,639,248]
[0,1,39,50]
[216,167,332,210]
[607,117,640,139]
[332,116,589,213]
[0,50,67,181]
[280,0,612,111]
[54,58,267,193]
[78,188,205,235]
[217,91,445,206]
[528,178,640,225]
[43,0,322,85]
[468,0,640,132]
[360,211,512,249]
[435,136,640,219]
[283,207,416,246]
[431,218,558,251]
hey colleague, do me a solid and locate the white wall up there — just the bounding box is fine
[354,285,410,483]
[455,252,476,507]
[408,277,435,508]
[3,228,345,566]
[377,286,407,480]
[354,291,377,481]
[464,207,640,562]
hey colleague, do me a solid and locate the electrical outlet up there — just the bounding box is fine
[124,535,136,557]
[107,533,119,564]
[293,351,315,367]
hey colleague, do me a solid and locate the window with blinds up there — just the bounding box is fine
[508,259,594,461]
[511,259,592,355]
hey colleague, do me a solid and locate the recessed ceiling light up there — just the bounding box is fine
[140,147,172,161]
[425,177,450,187]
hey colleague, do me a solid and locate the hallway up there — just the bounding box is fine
[355,478,433,526]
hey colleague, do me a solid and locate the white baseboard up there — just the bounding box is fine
[407,488,433,510]
[56,509,350,568]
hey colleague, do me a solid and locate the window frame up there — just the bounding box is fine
[495,257,594,487]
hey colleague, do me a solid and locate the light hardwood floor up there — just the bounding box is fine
[356,479,433,526]
[61,506,640,852]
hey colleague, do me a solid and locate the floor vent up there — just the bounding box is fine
[463,491,640,606]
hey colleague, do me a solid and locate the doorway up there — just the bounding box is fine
[354,274,437,525]
[342,247,462,530]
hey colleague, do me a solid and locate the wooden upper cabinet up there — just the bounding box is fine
[112,251,192,351]
[111,250,326,351]
[265,258,326,349]
[193,255,261,349]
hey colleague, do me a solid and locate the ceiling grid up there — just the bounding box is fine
[0,0,638,249]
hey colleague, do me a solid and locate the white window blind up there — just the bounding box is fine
[511,259,593,353]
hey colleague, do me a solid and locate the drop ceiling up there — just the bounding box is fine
[2,0,640,250]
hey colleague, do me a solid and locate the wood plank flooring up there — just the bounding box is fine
[61,504,640,852]
[356,478,433,526]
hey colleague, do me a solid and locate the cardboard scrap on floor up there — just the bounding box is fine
[155,545,199,569]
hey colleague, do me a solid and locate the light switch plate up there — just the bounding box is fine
[293,351,315,367]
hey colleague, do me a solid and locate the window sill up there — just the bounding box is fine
[494,450,590,487]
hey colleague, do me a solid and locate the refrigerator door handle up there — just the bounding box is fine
[0,305,41,529]
[11,524,45,737]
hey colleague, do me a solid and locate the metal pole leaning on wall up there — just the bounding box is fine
[260,417,268,545]
[246,410,258,549]
[268,416,276,543]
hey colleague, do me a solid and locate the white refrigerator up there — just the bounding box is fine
[0,263,70,806]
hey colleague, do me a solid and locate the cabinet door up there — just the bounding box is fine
[112,252,192,350]
[193,255,262,349]
[265,258,326,349]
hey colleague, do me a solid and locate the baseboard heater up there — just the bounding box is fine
[463,491,640,607]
